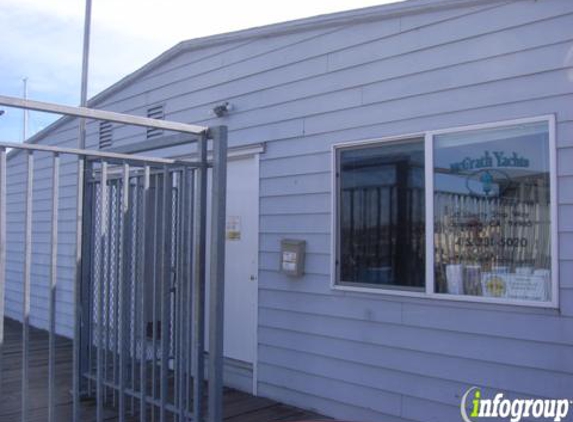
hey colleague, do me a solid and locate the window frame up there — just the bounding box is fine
[331,115,559,308]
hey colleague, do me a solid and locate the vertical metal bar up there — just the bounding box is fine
[131,178,138,416]
[97,161,108,422]
[151,173,160,422]
[185,170,195,417]
[112,180,121,407]
[104,181,113,404]
[160,168,173,422]
[173,174,181,421]
[21,151,34,422]
[74,157,86,422]
[113,180,121,407]
[140,165,150,422]
[176,171,186,422]
[48,153,60,422]
[208,126,227,422]
[0,148,6,399]
[193,135,208,422]
[119,163,130,422]
[79,161,93,400]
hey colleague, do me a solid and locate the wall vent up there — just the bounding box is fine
[146,105,165,139]
[99,121,113,149]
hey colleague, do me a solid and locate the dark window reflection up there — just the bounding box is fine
[338,139,425,290]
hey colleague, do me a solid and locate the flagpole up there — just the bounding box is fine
[22,77,28,141]
[78,0,92,149]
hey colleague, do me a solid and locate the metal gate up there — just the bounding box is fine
[0,95,228,422]
[81,150,214,421]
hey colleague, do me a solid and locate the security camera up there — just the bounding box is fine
[212,102,232,117]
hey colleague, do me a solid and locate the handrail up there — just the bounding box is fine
[0,141,199,167]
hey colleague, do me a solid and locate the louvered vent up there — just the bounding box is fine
[99,121,113,149]
[146,105,165,139]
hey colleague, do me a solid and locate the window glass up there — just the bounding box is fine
[337,139,425,290]
[433,122,552,302]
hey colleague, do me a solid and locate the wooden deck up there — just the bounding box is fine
[0,319,325,422]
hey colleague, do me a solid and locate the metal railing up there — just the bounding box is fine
[0,95,228,422]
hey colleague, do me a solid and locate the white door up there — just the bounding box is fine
[206,154,259,365]
[223,155,258,363]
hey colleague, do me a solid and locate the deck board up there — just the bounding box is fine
[0,319,326,422]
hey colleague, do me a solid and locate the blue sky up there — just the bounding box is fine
[0,0,400,143]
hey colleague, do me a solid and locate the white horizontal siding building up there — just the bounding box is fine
[5,0,573,420]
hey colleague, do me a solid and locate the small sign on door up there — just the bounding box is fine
[226,215,241,240]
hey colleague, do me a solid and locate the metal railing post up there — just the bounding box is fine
[207,126,227,422]
[48,153,60,422]
[73,156,86,422]
[140,165,150,422]
[119,163,130,422]
[193,134,208,422]
[159,167,173,422]
[96,161,108,422]
[21,151,34,422]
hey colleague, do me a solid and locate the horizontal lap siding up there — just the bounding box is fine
[254,1,573,421]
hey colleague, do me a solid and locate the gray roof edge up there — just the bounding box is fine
[19,0,510,150]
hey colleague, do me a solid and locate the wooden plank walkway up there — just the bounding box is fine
[0,319,326,422]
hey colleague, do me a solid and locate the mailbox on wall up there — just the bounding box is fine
[280,239,306,278]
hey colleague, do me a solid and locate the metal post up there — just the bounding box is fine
[48,153,60,422]
[207,126,227,422]
[21,151,34,422]
[130,179,138,416]
[140,165,150,422]
[22,78,28,142]
[104,180,113,405]
[151,174,160,421]
[0,148,6,399]
[119,163,130,422]
[185,171,195,417]
[176,170,187,422]
[192,134,208,422]
[160,168,173,422]
[73,157,86,422]
[113,180,120,407]
[178,169,192,421]
[79,160,93,400]
[97,161,108,422]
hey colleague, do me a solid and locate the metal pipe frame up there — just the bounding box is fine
[139,165,150,422]
[0,93,228,422]
[192,134,208,422]
[0,140,199,167]
[118,163,131,422]
[159,168,173,422]
[96,161,109,422]
[207,126,228,422]
[21,151,34,422]
[0,95,207,135]
[48,153,60,422]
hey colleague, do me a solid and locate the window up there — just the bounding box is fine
[334,117,557,307]
[336,139,425,290]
